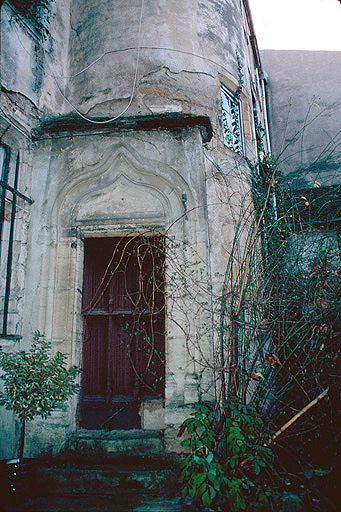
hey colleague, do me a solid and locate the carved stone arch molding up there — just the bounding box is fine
[33,140,210,436]
[54,142,194,231]
[43,141,198,366]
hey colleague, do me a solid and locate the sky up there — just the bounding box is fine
[249,0,341,51]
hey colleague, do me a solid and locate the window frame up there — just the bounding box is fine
[220,83,244,155]
[0,144,33,336]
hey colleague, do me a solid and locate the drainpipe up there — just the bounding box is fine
[260,71,277,219]
[260,71,272,156]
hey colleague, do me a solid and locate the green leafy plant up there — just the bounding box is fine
[179,398,281,511]
[0,330,80,461]
[173,129,340,509]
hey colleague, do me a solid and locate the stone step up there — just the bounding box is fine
[2,460,193,512]
[64,429,166,460]
[1,431,189,511]
[34,460,179,495]
[6,490,194,512]
[0,457,186,512]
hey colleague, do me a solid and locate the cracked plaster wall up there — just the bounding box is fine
[1,0,71,128]
[66,0,253,129]
[0,0,264,457]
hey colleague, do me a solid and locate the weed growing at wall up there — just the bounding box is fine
[176,127,340,510]
[179,400,281,510]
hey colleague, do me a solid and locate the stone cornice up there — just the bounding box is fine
[32,113,213,143]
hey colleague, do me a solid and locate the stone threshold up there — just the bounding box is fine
[64,429,169,461]
[72,429,163,440]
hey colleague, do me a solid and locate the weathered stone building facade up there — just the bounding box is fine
[0,0,269,458]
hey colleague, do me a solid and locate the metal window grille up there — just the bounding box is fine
[0,145,33,335]
[221,85,244,154]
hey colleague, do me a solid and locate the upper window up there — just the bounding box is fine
[220,84,244,154]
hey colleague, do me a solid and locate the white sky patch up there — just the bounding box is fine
[249,0,341,51]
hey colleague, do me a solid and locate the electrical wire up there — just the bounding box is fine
[2,0,238,127]
[52,0,145,125]
[49,46,232,81]
[7,6,233,82]
[0,107,30,140]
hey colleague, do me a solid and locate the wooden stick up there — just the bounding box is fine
[239,388,329,468]
[267,387,329,446]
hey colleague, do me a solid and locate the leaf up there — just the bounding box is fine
[202,490,212,506]
[208,473,221,489]
[193,473,206,486]
[234,493,246,510]
[253,462,260,475]
[304,469,313,479]
[188,486,196,498]
[181,439,190,448]
[209,485,217,500]
[314,468,331,477]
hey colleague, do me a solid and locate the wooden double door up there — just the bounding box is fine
[79,236,165,429]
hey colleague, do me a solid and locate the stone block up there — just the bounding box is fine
[139,399,165,430]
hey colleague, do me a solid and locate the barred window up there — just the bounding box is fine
[0,145,33,336]
[221,85,244,154]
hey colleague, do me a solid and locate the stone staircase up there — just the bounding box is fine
[1,430,195,512]
[65,429,166,459]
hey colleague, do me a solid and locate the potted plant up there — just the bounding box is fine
[0,330,80,502]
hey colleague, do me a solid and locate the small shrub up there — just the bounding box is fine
[0,330,80,460]
[179,398,282,511]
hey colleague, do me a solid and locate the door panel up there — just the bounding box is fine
[110,320,135,396]
[82,317,108,395]
[79,236,165,429]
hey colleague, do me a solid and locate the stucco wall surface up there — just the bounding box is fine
[261,50,341,188]
[0,0,71,123]
[0,0,263,459]
[65,0,253,128]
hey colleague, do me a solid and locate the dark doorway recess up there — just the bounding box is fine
[79,235,165,430]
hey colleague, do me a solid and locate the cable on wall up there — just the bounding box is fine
[52,0,145,125]
[3,0,243,127]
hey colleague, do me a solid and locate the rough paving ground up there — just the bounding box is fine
[1,458,199,512]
